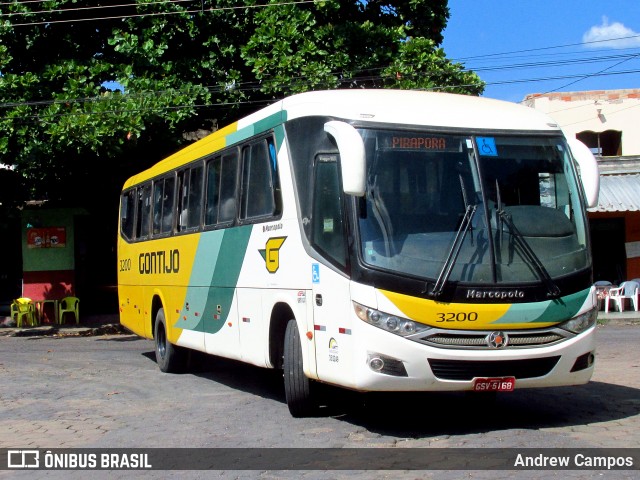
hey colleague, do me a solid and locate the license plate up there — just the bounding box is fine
[472,377,515,392]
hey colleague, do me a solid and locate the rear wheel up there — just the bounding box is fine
[154,308,187,373]
[283,319,317,417]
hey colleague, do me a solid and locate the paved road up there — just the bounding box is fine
[0,324,639,479]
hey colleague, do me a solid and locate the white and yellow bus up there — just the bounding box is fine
[118,90,600,417]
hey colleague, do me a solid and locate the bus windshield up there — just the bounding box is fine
[357,129,590,286]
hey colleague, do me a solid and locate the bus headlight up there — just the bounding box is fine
[559,308,597,334]
[354,302,431,337]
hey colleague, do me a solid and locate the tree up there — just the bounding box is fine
[0,0,484,205]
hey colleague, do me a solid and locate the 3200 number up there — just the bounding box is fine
[436,312,478,322]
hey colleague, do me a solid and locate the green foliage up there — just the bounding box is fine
[0,0,484,205]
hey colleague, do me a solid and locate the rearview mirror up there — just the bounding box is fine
[568,138,599,208]
[324,121,366,197]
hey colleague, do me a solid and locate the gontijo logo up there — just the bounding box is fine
[259,237,287,273]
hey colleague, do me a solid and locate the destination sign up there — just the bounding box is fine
[380,133,459,152]
[392,136,446,150]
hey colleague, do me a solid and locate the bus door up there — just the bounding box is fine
[310,154,355,386]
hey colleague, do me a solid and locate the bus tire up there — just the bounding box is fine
[154,308,186,373]
[283,319,316,417]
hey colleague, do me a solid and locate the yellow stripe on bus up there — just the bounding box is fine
[380,289,514,330]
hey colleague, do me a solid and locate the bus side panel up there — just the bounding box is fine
[118,234,201,342]
[118,283,147,338]
[236,288,266,365]
[312,264,355,388]
[237,288,314,370]
[235,216,316,372]
[165,284,204,351]
[203,287,241,360]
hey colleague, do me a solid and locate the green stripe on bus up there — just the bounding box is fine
[199,226,252,334]
[226,111,285,146]
[492,288,590,325]
[534,288,591,323]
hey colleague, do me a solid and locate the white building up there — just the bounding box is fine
[523,89,640,156]
[525,89,640,286]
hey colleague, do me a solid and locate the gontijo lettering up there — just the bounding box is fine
[139,249,179,274]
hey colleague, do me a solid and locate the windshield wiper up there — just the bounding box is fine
[494,180,560,298]
[431,204,477,297]
[430,175,477,297]
[497,208,561,298]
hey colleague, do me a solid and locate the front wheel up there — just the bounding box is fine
[154,308,187,373]
[283,319,317,417]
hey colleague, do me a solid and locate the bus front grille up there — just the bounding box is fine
[427,356,561,381]
[415,329,568,350]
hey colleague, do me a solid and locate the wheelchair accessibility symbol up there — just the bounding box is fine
[312,263,320,284]
[477,137,498,156]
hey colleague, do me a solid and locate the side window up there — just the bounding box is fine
[177,169,190,231]
[187,164,203,228]
[152,176,175,235]
[162,176,175,233]
[152,181,163,235]
[136,183,152,239]
[205,157,221,226]
[120,189,136,241]
[178,165,203,232]
[312,155,347,267]
[218,150,239,224]
[240,138,278,220]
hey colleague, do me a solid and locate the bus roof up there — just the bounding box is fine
[279,89,560,133]
[124,90,560,188]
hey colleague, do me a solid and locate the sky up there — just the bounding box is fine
[442,0,640,102]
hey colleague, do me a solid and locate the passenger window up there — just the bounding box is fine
[205,151,238,226]
[153,176,175,235]
[178,165,203,231]
[312,155,347,267]
[120,189,136,241]
[205,157,221,226]
[178,169,189,231]
[218,151,239,223]
[241,139,277,220]
[187,165,203,228]
[136,184,152,239]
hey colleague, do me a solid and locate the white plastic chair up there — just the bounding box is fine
[605,281,640,312]
[594,281,613,310]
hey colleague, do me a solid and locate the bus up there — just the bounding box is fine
[118,89,600,417]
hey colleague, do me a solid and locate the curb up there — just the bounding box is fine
[0,323,128,338]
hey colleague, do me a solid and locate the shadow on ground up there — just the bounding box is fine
[138,348,640,438]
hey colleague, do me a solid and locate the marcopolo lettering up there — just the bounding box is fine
[138,249,180,275]
[466,289,525,300]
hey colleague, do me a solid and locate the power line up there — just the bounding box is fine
[0,0,49,5]
[449,34,640,63]
[467,52,640,73]
[1,65,639,123]
[1,98,273,122]
[533,52,640,97]
[3,61,637,112]
[0,0,192,18]
[1,0,329,27]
